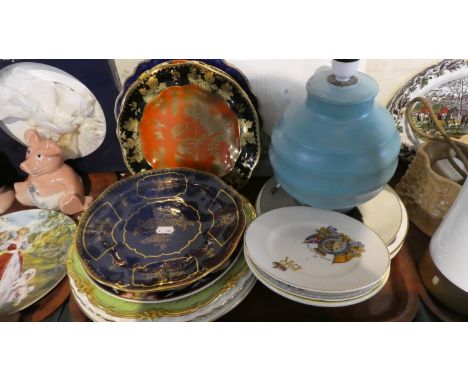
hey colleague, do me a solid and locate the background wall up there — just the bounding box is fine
[115,59,441,132]
[366,59,440,104]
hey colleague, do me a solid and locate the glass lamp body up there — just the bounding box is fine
[269,69,400,211]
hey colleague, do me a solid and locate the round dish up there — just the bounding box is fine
[117,60,261,188]
[76,168,246,292]
[88,197,255,303]
[114,59,261,125]
[0,62,106,160]
[388,195,409,259]
[256,177,402,246]
[94,249,242,304]
[245,206,390,293]
[0,209,76,315]
[245,251,390,307]
[244,244,382,300]
[68,243,253,321]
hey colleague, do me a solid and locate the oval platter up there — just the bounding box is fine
[76,168,246,292]
[388,59,468,153]
[117,60,261,189]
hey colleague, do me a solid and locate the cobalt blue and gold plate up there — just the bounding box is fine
[76,168,247,292]
[117,60,261,189]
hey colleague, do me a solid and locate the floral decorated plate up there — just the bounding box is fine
[117,60,261,188]
[388,59,468,152]
[76,168,246,292]
[0,209,75,315]
[68,243,254,321]
[244,206,390,293]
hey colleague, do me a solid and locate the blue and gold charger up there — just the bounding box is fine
[76,168,246,292]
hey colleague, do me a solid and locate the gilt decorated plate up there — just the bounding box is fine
[117,60,261,188]
[68,243,255,321]
[91,197,255,303]
[388,59,468,154]
[76,168,246,292]
[114,59,261,123]
[245,206,390,294]
[0,209,75,315]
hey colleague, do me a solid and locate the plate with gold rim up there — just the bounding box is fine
[90,197,255,303]
[68,242,253,321]
[76,168,246,293]
[114,59,262,125]
[117,60,261,189]
[245,206,390,294]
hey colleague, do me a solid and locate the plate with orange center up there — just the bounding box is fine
[117,60,261,189]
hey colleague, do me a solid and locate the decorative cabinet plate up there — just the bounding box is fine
[117,60,261,188]
[76,168,246,292]
[388,59,468,151]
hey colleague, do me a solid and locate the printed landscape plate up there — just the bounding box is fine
[68,243,253,321]
[244,206,390,293]
[117,60,261,189]
[0,209,75,315]
[76,168,246,292]
[388,59,468,152]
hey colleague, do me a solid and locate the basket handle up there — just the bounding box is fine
[405,97,468,179]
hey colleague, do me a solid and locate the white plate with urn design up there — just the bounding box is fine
[244,206,390,294]
[256,178,403,248]
[245,250,390,307]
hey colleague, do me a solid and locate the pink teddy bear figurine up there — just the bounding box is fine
[14,129,93,215]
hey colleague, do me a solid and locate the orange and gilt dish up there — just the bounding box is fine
[139,84,240,177]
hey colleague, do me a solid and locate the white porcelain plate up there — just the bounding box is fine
[256,178,402,247]
[388,195,409,259]
[245,206,390,293]
[246,251,390,307]
[0,62,106,159]
[244,245,385,301]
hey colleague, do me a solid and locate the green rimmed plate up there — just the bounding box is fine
[67,243,252,321]
[117,60,261,189]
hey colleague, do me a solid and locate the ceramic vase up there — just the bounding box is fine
[269,59,401,211]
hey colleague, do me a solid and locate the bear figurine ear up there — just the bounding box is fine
[44,140,63,157]
[24,129,41,145]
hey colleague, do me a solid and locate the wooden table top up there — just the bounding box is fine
[2,171,466,322]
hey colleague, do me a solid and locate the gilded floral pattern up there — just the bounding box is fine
[117,61,261,189]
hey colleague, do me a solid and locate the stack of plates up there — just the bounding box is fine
[256,178,408,259]
[244,206,391,307]
[68,168,257,321]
